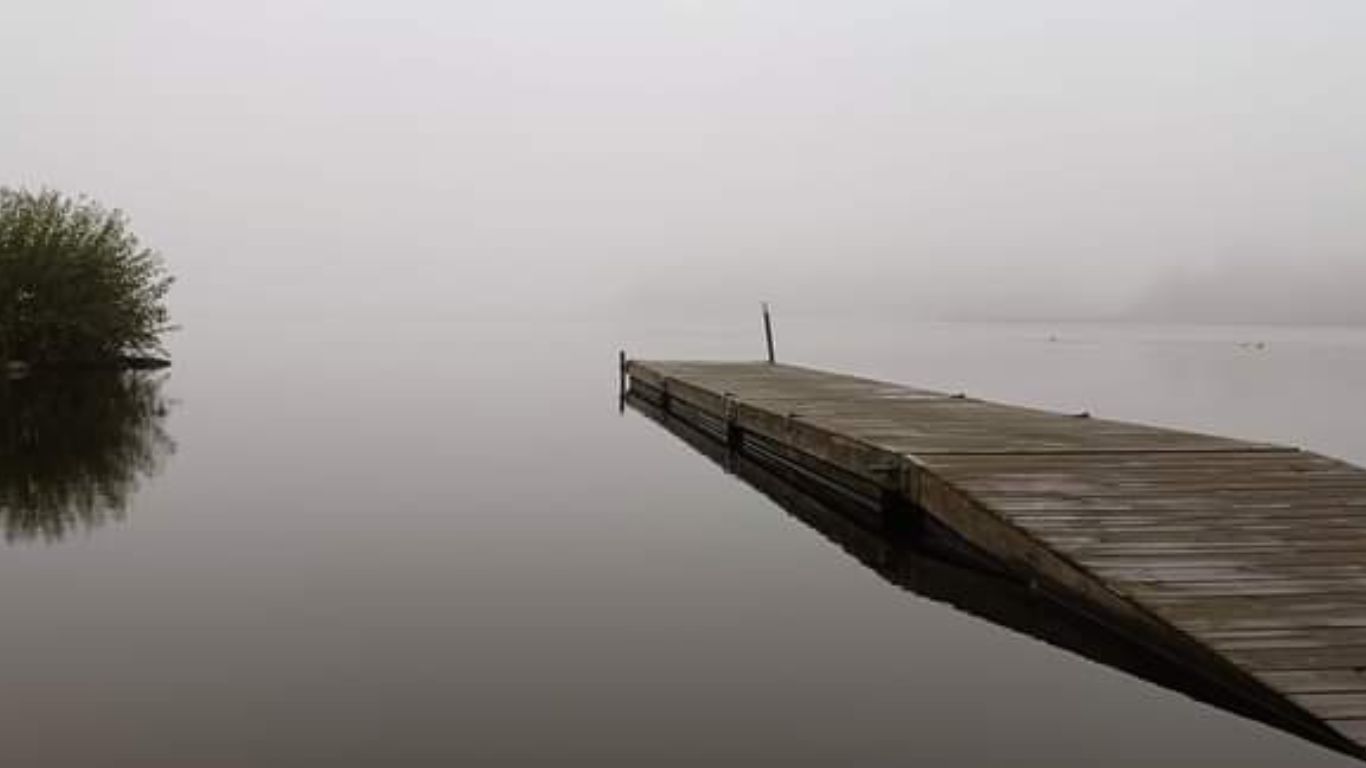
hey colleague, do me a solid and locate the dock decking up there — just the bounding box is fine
[624,360,1366,760]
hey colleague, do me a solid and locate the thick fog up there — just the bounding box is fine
[3,1,1363,328]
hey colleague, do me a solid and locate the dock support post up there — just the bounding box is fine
[762,302,776,364]
[871,459,921,536]
[722,394,741,473]
[723,394,741,448]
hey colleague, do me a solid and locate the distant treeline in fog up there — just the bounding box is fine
[622,255,1366,327]
[1128,257,1366,326]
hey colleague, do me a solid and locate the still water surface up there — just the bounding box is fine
[3,317,1366,766]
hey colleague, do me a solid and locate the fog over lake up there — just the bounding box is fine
[4,1,1363,327]
[3,1,1365,765]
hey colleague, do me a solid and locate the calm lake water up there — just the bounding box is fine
[4,316,1366,766]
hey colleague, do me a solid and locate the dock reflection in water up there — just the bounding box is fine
[0,372,174,543]
[624,389,1359,761]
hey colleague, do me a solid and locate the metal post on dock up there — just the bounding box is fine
[762,302,776,364]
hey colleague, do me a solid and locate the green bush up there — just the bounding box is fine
[0,188,173,365]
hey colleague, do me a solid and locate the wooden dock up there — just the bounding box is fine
[624,359,1366,760]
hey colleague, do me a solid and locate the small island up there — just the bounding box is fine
[0,187,173,375]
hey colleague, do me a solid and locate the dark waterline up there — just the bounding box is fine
[2,317,1365,766]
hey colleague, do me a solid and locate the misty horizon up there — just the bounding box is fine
[3,1,1363,331]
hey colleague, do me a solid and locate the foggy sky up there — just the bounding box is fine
[3,1,1364,328]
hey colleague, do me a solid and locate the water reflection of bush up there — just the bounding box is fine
[0,372,174,543]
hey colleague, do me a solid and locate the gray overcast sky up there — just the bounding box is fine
[3,1,1364,325]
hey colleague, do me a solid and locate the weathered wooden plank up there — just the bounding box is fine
[1079,551,1366,568]
[1102,563,1366,579]
[1126,580,1366,599]
[1292,694,1366,720]
[1028,529,1366,548]
[1015,516,1366,530]
[1228,646,1366,672]
[994,498,1366,514]
[1206,628,1366,650]
[1261,670,1366,695]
